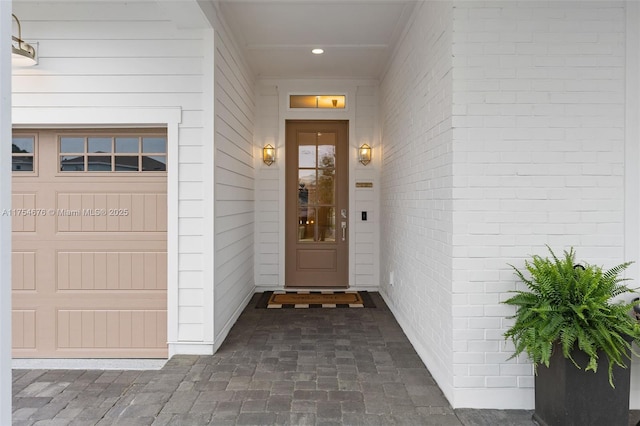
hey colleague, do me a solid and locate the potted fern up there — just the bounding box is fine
[503,246,640,426]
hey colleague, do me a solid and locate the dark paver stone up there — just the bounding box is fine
[316,400,342,419]
[13,293,625,426]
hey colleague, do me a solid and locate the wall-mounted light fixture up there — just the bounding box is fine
[263,144,275,166]
[358,144,371,166]
[12,14,37,66]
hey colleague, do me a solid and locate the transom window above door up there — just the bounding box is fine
[290,95,346,109]
[59,134,167,172]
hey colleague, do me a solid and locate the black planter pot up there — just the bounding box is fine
[533,343,631,426]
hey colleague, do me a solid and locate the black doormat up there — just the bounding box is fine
[256,291,376,309]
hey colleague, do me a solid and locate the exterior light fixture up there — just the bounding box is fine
[311,48,324,55]
[12,14,37,66]
[358,144,371,166]
[263,144,275,166]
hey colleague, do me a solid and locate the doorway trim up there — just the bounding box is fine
[285,120,349,287]
[276,81,358,289]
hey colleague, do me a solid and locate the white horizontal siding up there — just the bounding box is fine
[213,15,256,339]
[254,84,280,287]
[352,84,379,288]
[12,1,208,345]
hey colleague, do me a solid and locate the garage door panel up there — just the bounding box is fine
[12,252,36,291]
[12,129,168,358]
[11,193,37,232]
[12,310,37,349]
[57,251,167,291]
[56,192,166,232]
[57,310,167,351]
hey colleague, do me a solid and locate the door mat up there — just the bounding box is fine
[256,291,375,309]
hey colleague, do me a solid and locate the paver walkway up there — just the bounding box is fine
[12,292,640,425]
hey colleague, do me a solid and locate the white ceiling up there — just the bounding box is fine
[217,1,417,80]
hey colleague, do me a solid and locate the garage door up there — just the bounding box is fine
[11,129,168,358]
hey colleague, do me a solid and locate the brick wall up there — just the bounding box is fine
[451,1,627,408]
[379,0,455,401]
[380,0,630,409]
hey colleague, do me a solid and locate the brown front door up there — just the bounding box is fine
[285,120,349,287]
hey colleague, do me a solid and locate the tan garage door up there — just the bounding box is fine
[11,129,168,358]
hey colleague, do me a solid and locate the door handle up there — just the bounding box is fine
[341,221,347,241]
[341,209,347,219]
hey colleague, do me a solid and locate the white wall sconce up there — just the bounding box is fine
[12,14,37,66]
[263,144,275,166]
[358,144,371,166]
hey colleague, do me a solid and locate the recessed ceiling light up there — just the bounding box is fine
[312,48,324,55]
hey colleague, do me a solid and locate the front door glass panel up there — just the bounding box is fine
[297,132,336,242]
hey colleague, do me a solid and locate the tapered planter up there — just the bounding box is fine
[533,342,631,426]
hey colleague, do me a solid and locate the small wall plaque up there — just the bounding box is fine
[356,182,373,188]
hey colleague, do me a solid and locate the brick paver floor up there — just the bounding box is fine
[12,292,640,425]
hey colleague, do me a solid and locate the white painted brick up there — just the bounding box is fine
[447,0,626,406]
[469,364,500,376]
[178,307,204,323]
[454,376,485,388]
[179,289,204,306]
[518,376,535,388]
[483,304,514,317]
[179,218,204,236]
[453,329,484,341]
[179,253,202,271]
[453,341,468,352]
[178,324,203,341]
[178,272,203,289]
[486,376,518,388]
[485,352,515,365]
[178,200,204,219]
[178,182,203,200]
[453,352,485,364]
[500,363,533,376]
[179,236,203,253]
[484,329,505,341]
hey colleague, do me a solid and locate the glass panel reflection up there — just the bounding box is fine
[318,133,335,169]
[60,137,84,153]
[88,137,112,153]
[142,137,167,153]
[296,130,339,243]
[12,137,34,153]
[12,157,33,172]
[298,132,316,168]
[60,155,84,171]
[115,156,139,171]
[298,207,316,242]
[115,137,139,153]
[317,170,335,205]
[142,156,166,171]
[318,148,335,168]
[317,207,335,242]
[87,155,112,171]
[298,170,316,206]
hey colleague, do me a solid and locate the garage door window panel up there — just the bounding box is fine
[59,135,167,173]
[12,136,36,173]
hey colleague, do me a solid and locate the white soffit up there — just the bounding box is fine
[217,0,416,79]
